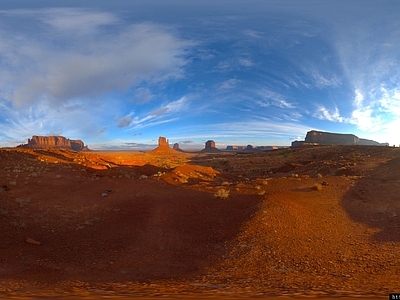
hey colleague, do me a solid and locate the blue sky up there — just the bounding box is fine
[1,0,400,150]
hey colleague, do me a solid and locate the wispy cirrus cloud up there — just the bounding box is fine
[256,89,296,109]
[118,96,191,131]
[218,79,240,90]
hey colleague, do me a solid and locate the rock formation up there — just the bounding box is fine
[18,135,89,151]
[201,140,221,153]
[173,143,183,152]
[292,130,388,147]
[305,130,358,145]
[205,140,215,149]
[158,136,170,148]
[148,136,181,154]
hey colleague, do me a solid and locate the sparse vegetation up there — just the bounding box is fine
[0,207,8,216]
[279,149,293,158]
[11,220,26,229]
[350,152,357,162]
[214,188,230,199]
[15,198,31,207]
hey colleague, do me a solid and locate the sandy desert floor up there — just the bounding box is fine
[0,145,399,299]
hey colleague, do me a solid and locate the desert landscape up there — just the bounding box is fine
[1,136,400,299]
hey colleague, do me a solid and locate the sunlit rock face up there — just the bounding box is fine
[158,136,170,148]
[19,136,89,151]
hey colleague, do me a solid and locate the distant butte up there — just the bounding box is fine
[18,135,89,151]
[200,140,221,153]
[148,136,181,154]
[173,143,184,152]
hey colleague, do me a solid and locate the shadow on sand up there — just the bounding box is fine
[0,153,263,284]
[340,156,400,242]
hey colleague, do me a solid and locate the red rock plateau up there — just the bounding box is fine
[18,135,89,151]
[1,144,400,299]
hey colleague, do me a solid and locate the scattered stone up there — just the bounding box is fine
[139,175,148,180]
[25,238,42,245]
[313,183,323,191]
[9,181,17,186]
[55,175,62,179]
[31,172,38,178]
[101,189,113,197]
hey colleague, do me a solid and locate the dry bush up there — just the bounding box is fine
[214,188,230,199]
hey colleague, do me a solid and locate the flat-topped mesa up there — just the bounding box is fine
[292,130,388,147]
[305,130,359,145]
[201,140,221,153]
[19,135,89,151]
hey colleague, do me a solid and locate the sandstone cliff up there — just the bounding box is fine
[19,136,89,151]
[305,130,359,145]
[293,130,387,147]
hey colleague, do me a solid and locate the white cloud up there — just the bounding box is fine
[121,96,191,130]
[0,9,194,107]
[314,106,344,122]
[354,89,364,104]
[179,120,311,140]
[39,8,119,35]
[257,89,296,108]
[219,79,240,90]
[238,58,254,67]
[243,30,263,39]
[132,87,154,103]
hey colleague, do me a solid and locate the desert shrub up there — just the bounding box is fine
[11,220,26,229]
[350,152,357,162]
[0,207,8,216]
[279,149,292,158]
[214,188,230,199]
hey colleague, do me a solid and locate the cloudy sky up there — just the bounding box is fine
[1,0,399,150]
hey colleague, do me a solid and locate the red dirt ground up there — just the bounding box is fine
[0,145,399,299]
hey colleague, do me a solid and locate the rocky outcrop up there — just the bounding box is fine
[19,136,89,151]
